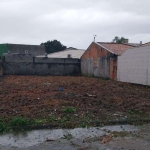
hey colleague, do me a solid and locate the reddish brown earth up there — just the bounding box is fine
[0,75,150,126]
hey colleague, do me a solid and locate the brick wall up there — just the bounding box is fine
[81,42,117,79]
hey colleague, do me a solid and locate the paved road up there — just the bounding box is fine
[0,124,150,150]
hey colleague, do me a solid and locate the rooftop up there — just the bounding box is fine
[96,42,134,55]
[38,48,85,59]
[141,42,150,46]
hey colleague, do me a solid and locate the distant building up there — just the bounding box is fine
[141,42,150,46]
[81,42,135,80]
[0,43,45,58]
[38,48,85,59]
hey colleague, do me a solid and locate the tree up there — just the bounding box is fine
[41,40,67,54]
[112,36,127,44]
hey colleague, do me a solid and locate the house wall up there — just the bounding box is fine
[81,42,117,80]
[117,45,150,85]
[7,44,45,56]
[2,54,81,76]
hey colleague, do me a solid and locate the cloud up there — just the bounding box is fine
[0,0,150,49]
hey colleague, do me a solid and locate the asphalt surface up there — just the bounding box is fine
[0,124,150,150]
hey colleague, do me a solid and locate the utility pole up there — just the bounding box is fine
[94,35,97,42]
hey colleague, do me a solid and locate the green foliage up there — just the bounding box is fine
[34,119,47,124]
[112,36,127,44]
[101,77,110,80]
[0,117,31,133]
[128,109,143,115]
[62,133,73,140]
[47,115,56,123]
[62,107,76,113]
[41,40,67,54]
[79,121,87,128]
[11,116,30,130]
[0,121,8,133]
[59,116,71,123]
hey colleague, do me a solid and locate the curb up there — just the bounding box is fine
[29,118,150,130]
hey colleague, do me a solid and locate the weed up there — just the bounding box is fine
[101,77,110,80]
[47,115,56,123]
[128,109,144,119]
[11,116,30,130]
[106,116,113,122]
[0,121,8,133]
[59,116,70,123]
[34,119,47,124]
[80,121,87,128]
[62,107,76,113]
[62,133,73,140]
[128,109,139,115]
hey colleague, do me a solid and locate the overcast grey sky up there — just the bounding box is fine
[0,0,150,49]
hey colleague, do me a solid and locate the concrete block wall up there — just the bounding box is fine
[7,44,45,56]
[81,56,110,78]
[117,46,150,85]
[2,54,81,76]
[3,53,34,63]
[0,62,3,76]
[34,57,80,64]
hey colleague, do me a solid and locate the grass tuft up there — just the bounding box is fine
[62,107,76,113]
[10,116,31,130]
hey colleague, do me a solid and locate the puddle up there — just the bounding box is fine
[0,125,138,148]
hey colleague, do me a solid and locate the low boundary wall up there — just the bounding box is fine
[0,62,3,76]
[2,54,81,76]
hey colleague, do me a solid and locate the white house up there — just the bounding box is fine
[117,45,150,85]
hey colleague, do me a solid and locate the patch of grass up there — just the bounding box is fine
[79,121,87,128]
[0,121,8,133]
[128,109,146,120]
[47,115,56,123]
[78,113,93,128]
[128,109,143,115]
[10,116,31,130]
[106,116,114,122]
[34,119,47,124]
[100,77,110,80]
[62,133,73,140]
[59,116,71,123]
[0,116,32,133]
[62,107,76,113]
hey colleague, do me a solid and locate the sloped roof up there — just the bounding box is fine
[125,43,141,47]
[142,42,150,46]
[38,48,85,59]
[96,42,134,55]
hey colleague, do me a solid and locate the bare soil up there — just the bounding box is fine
[0,75,150,127]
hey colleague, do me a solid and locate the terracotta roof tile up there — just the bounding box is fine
[97,42,134,55]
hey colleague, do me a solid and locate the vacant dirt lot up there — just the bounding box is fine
[0,75,150,127]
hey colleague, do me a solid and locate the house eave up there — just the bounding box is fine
[95,42,115,55]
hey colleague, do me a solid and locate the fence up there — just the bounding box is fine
[1,54,81,76]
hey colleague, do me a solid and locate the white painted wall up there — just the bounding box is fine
[117,45,150,85]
